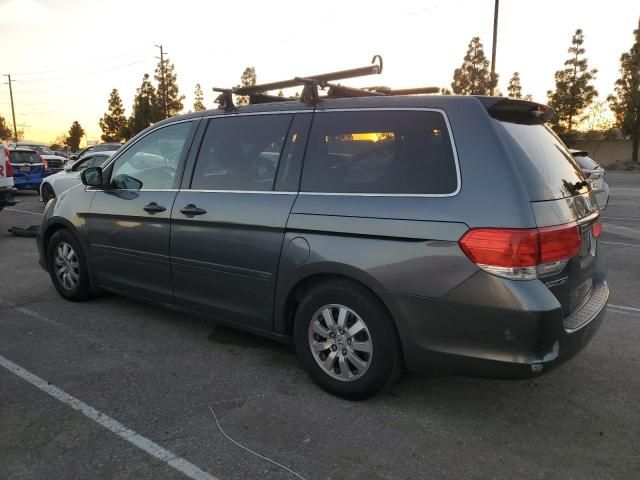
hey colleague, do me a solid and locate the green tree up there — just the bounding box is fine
[0,115,13,140]
[547,29,598,134]
[451,37,498,95]
[608,18,640,163]
[236,66,257,106]
[193,83,206,111]
[155,59,184,119]
[127,73,158,139]
[507,72,523,99]
[65,121,85,151]
[99,89,127,142]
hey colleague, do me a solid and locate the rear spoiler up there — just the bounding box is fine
[477,97,556,125]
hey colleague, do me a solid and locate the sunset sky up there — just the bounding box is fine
[1,0,638,145]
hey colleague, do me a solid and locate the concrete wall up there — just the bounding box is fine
[568,139,632,167]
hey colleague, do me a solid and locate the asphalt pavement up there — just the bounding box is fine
[1,173,639,480]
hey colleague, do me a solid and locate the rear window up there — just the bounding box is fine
[300,110,458,195]
[573,154,599,171]
[494,121,587,201]
[9,151,40,164]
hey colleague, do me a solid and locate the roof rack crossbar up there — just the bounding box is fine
[234,55,383,96]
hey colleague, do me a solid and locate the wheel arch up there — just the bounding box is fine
[279,272,404,358]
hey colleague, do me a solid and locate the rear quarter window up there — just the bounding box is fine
[494,121,587,200]
[300,110,459,195]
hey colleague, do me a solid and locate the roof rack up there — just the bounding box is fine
[213,55,440,110]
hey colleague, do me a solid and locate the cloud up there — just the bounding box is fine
[0,0,51,25]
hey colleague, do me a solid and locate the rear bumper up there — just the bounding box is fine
[383,254,608,378]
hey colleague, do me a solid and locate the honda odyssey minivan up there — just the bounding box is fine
[37,75,608,399]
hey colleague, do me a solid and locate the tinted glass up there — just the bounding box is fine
[91,154,111,167]
[300,110,458,194]
[10,151,40,164]
[494,121,587,200]
[191,114,292,191]
[72,156,93,171]
[111,122,192,189]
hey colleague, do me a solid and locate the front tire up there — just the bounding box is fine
[41,183,55,203]
[293,279,402,400]
[46,229,91,301]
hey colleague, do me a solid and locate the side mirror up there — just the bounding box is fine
[63,164,72,172]
[81,167,103,187]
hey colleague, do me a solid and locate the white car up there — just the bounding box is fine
[9,142,68,172]
[0,146,16,211]
[40,151,115,202]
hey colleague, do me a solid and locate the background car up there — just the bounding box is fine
[10,142,68,172]
[40,151,115,202]
[570,149,609,210]
[71,143,122,161]
[0,146,16,211]
[8,148,52,191]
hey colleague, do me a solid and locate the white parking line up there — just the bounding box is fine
[4,208,43,216]
[0,354,218,480]
[600,241,640,247]
[609,304,640,314]
[602,216,640,221]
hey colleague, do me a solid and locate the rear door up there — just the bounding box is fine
[491,105,601,317]
[88,120,196,302]
[170,112,311,331]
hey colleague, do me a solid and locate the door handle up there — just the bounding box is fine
[180,204,207,217]
[143,202,166,214]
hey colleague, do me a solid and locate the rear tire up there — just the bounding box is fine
[293,279,403,400]
[46,229,91,302]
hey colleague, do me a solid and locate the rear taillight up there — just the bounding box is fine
[592,222,602,239]
[3,148,11,176]
[38,154,49,170]
[459,223,581,280]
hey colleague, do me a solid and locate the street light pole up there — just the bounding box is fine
[490,0,499,96]
[3,74,18,141]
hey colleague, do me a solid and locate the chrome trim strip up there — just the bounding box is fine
[185,190,296,195]
[202,110,310,119]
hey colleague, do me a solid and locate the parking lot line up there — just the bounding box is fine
[602,216,640,221]
[4,208,43,216]
[609,304,640,314]
[600,241,640,247]
[0,354,218,480]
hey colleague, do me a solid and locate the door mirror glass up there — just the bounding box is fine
[81,167,103,187]
[112,173,143,190]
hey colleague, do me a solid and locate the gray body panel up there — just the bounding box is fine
[88,190,177,302]
[171,191,296,330]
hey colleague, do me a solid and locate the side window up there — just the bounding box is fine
[110,122,192,190]
[300,110,458,195]
[72,156,93,171]
[191,114,292,191]
[89,154,109,167]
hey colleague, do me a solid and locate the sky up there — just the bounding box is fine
[0,0,639,145]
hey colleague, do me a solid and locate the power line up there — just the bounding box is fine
[3,74,18,141]
[10,46,155,76]
[12,59,151,84]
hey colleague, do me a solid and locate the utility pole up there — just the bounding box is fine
[3,74,18,141]
[490,0,499,96]
[155,44,168,118]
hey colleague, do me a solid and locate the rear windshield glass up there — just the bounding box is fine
[9,151,40,164]
[493,121,586,200]
[573,154,599,170]
[301,110,458,195]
